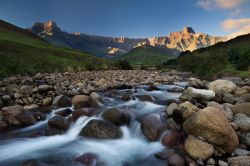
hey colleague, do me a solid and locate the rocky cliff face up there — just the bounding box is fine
[29,21,226,56]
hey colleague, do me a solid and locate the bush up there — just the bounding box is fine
[115,60,133,70]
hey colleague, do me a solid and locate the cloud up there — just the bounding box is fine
[220,18,250,38]
[197,0,247,10]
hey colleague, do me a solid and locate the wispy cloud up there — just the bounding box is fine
[221,18,250,38]
[197,0,247,10]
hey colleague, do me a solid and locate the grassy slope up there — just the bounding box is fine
[119,45,176,67]
[0,20,109,77]
[177,34,250,78]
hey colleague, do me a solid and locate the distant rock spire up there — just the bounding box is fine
[182,27,195,34]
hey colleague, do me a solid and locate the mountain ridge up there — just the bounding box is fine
[29,21,226,56]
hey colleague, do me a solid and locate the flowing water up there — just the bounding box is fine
[0,83,187,166]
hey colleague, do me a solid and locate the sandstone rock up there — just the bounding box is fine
[177,101,200,120]
[208,79,237,94]
[140,113,165,141]
[188,78,204,88]
[21,85,33,94]
[48,115,70,130]
[166,103,179,116]
[1,105,23,116]
[230,103,250,116]
[52,95,72,108]
[183,107,239,153]
[184,135,214,160]
[80,119,122,139]
[37,85,52,93]
[89,92,104,107]
[180,87,215,101]
[240,94,250,102]
[72,95,90,109]
[42,98,52,106]
[235,86,250,96]
[102,108,129,126]
[228,156,250,166]
[233,114,250,132]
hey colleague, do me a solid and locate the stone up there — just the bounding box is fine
[1,105,23,116]
[241,94,250,102]
[235,86,250,96]
[72,108,94,121]
[89,92,104,107]
[21,85,33,94]
[233,114,250,132]
[167,86,184,93]
[140,113,165,141]
[228,156,250,166]
[180,87,215,101]
[42,98,52,106]
[177,101,200,120]
[137,95,155,102]
[218,160,228,166]
[207,102,233,121]
[22,159,51,166]
[102,108,129,126]
[0,120,7,131]
[184,135,214,160]
[208,79,237,94]
[161,130,182,147]
[222,93,238,104]
[15,111,36,127]
[230,103,250,116]
[166,103,179,116]
[48,115,70,130]
[234,148,250,156]
[167,153,185,166]
[72,95,90,109]
[1,95,11,102]
[37,85,52,93]
[52,95,72,108]
[74,153,98,166]
[206,158,215,165]
[54,108,72,117]
[188,78,204,88]
[241,132,250,146]
[80,119,122,139]
[183,107,239,153]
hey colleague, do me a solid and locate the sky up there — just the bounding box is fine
[0,0,250,38]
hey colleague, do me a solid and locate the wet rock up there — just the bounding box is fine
[54,108,72,117]
[233,114,250,132]
[138,95,155,102]
[241,132,250,146]
[1,105,23,116]
[72,108,94,121]
[48,115,70,130]
[15,111,36,127]
[166,103,179,116]
[80,119,122,139]
[0,119,7,131]
[234,148,250,156]
[21,85,33,95]
[167,153,185,166]
[140,113,165,141]
[72,95,90,109]
[102,108,129,126]
[180,87,215,101]
[89,92,104,107]
[52,95,72,108]
[37,85,52,93]
[183,107,239,153]
[147,84,159,91]
[74,153,98,166]
[230,103,250,116]
[208,80,237,95]
[45,126,65,136]
[228,156,250,166]
[184,135,214,160]
[161,130,182,147]
[167,86,184,93]
[33,112,46,121]
[166,118,181,131]
[207,102,233,121]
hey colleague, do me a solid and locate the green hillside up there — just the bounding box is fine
[0,20,109,77]
[118,45,178,67]
[174,34,250,78]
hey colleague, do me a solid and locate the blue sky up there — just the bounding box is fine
[0,0,250,38]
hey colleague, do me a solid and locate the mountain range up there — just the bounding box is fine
[29,21,226,57]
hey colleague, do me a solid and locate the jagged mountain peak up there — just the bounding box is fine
[30,20,61,35]
[182,26,195,34]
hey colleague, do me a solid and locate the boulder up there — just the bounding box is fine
[42,98,52,106]
[240,94,250,102]
[48,115,70,130]
[54,108,72,117]
[52,95,72,108]
[102,108,129,126]
[207,102,233,121]
[188,78,204,88]
[177,101,200,121]
[234,148,250,156]
[233,114,250,132]
[234,86,250,96]
[230,103,250,116]
[167,86,184,93]
[208,79,237,94]
[180,87,215,101]
[15,111,36,127]
[1,105,23,116]
[228,156,250,166]
[20,85,33,95]
[241,132,250,146]
[72,95,90,109]
[89,92,104,107]
[161,131,182,147]
[74,153,98,166]
[166,103,179,116]
[184,135,214,160]
[0,120,7,131]
[72,108,94,121]
[80,119,122,139]
[140,113,165,141]
[183,107,239,153]
[222,93,238,104]
[137,95,155,102]
[37,85,53,93]
[22,159,51,166]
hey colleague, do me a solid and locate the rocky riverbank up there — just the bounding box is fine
[0,70,250,166]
